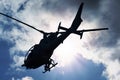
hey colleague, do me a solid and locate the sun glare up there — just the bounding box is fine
[52,36,79,68]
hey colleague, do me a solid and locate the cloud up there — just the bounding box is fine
[17,0,30,12]
[21,76,34,80]
[10,55,24,69]
[98,0,120,47]
[12,76,34,80]
[40,0,101,12]
[0,0,120,80]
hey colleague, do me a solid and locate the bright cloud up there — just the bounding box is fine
[0,0,120,80]
[21,76,34,80]
[12,76,34,80]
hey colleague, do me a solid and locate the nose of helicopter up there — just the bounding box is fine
[21,62,34,69]
[21,60,32,69]
[21,64,25,67]
[21,57,44,69]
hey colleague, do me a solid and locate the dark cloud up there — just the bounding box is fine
[111,51,120,61]
[17,0,30,12]
[90,0,120,62]
[97,0,120,47]
[41,0,101,10]
[41,0,102,16]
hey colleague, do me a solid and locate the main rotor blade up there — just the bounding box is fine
[0,12,45,34]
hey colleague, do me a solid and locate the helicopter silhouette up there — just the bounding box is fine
[0,2,108,73]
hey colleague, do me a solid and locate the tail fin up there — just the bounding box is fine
[70,2,84,31]
[76,2,84,18]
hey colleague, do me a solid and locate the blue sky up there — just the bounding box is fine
[0,0,120,80]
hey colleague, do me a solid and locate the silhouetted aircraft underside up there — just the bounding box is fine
[0,2,108,73]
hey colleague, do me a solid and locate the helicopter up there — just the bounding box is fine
[0,2,108,73]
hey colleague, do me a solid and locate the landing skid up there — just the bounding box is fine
[42,63,58,73]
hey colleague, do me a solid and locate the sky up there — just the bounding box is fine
[0,0,120,80]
